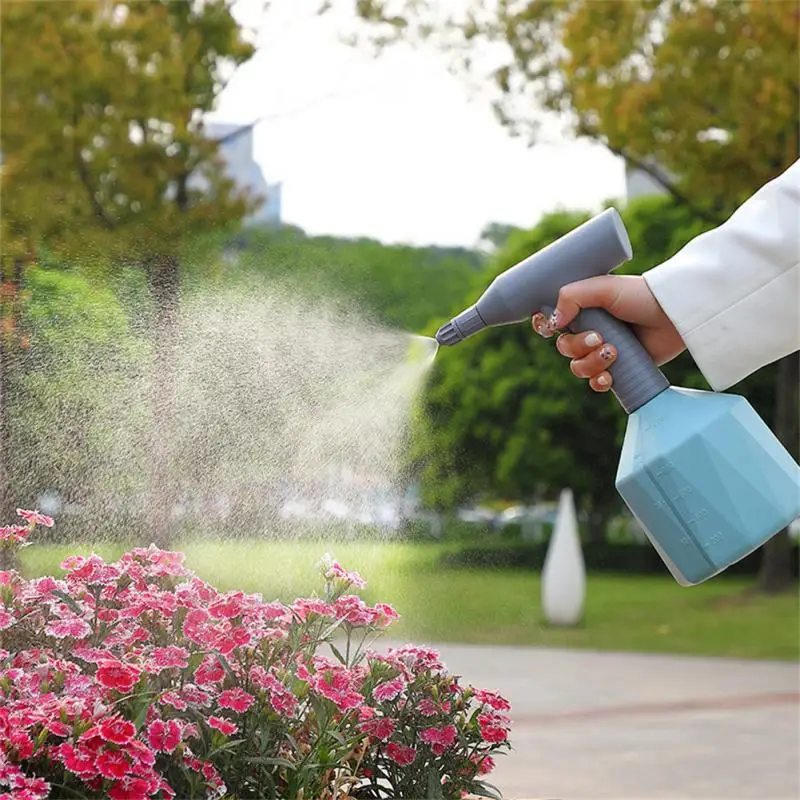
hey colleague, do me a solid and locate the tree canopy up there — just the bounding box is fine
[0,0,258,264]
[350,0,799,223]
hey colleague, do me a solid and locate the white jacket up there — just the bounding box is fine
[644,159,800,391]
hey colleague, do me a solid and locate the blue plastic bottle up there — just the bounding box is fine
[618,387,800,585]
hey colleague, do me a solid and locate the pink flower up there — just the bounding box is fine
[386,741,417,766]
[108,780,148,800]
[45,719,71,737]
[474,689,511,711]
[478,712,510,744]
[149,645,190,670]
[267,683,298,716]
[16,508,54,527]
[420,723,458,755]
[0,610,14,631]
[311,670,363,712]
[473,754,495,776]
[217,687,254,713]
[95,748,130,780]
[181,684,212,707]
[333,594,375,626]
[208,592,244,619]
[0,525,30,544]
[159,691,188,711]
[360,716,395,741]
[213,625,250,654]
[95,661,141,693]
[98,715,136,745]
[325,560,367,589]
[11,776,50,799]
[194,656,225,686]
[372,602,400,627]
[373,676,406,702]
[208,716,238,735]
[291,597,333,621]
[358,705,376,721]
[127,739,157,767]
[417,698,438,716]
[147,719,182,753]
[386,644,445,673]
[45,617,92,640]
[57,743,97,777]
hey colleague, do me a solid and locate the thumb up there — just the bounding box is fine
[551,275,627,328]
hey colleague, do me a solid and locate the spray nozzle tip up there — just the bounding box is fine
[435,306,486,347]
[435,320,463,347]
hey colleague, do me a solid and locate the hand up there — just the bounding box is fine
[531,274,686,392]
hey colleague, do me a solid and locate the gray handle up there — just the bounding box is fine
[568,308,669,413]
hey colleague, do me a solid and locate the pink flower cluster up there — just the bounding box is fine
[0,509,53,548]
[0,519,512,800]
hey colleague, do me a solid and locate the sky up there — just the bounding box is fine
[206,0,627,248]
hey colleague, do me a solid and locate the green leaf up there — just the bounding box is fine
[209,737,246,757]
[186,650,205,674]
[426,768,444,799]
[50,589,84,617]
[133,695,151,731]
[243,755,296,770]
[328,641,346,665]
[217,651,237,681]
[469,779,504,800]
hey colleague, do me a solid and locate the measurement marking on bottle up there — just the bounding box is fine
[685,508,709,525]
[670,485,693,502]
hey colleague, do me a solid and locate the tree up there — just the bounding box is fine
[351,0,798,222]
[1,0,258,545]
[352,0,799,588]
[208,225,485,333]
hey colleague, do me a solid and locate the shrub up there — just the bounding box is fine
[0,510,511,799]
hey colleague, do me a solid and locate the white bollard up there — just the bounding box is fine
[541,488,586,626]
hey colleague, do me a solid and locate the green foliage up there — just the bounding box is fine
[0,0,257,263]
[9,267,146,508]
[186,225,485,333]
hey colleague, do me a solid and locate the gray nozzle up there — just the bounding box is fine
[436,305,486,346]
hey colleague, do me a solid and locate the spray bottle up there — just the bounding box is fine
[435,208,800,585]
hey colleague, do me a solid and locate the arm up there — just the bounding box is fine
[644,159,800,391]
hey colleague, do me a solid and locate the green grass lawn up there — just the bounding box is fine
[20,539,799,661]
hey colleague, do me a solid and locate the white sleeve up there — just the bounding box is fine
[643,159,800,391]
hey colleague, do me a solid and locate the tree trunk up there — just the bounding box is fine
[585,511,607,544]
[145,253,181,549]
[757,352,799,593]
[0,302,16,572]
[0,258,23,571]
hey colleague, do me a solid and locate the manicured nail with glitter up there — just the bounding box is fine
[597,374,610,387]
[600,345,614,361]
[532,314,550,337]
[549,309,563,329]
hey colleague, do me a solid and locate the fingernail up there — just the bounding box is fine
[584,332,601,347]
[597,374,610,387]
[549,309,563,329]
[532,315,550,337]
[600,345,614,360]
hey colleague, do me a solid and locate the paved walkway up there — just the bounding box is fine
[372,641,800,799]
